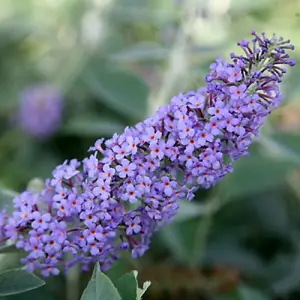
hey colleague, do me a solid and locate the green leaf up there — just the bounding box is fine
[230,0,274,12]
[173,200,204,223]
[0,18,35,45]
[0,243,17,254]
[0,187,18,214]
[204,239,263,274]
[270,257,300,295]
[83,65,148,120]
[136,282,151,300]
[238,285,270,300]
[109,42,168,62]
[115,271,137,300]
[268,133,300,163]
[218,154,296,198]
[81,263,121,300]
[133,271,151,300]
[159,217,211,266]
[216,286,270,300]
[250,191,289,236]
[215,290,241,300]
[62,117,125,137]
[111,4,178,23]
[105,259,131,283]
[0,268,45,296]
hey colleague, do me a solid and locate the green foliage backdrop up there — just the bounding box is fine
[0,0,300,299]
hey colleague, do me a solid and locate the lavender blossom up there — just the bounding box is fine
[18,85,63,139]
[0,32,295,276]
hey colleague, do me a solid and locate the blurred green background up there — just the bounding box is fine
[1,0,300,299]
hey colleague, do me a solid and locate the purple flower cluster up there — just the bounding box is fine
[0,32,295,276]
[18,85,63,139]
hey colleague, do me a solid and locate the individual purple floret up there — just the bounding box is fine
[18,85,63,139]
[0,32,295,276]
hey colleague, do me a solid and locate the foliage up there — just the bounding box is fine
[0,0,299,299]
[81,264,150,300]
[0,269,44,296]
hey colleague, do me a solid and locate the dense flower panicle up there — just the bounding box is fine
[18,85,63,139]
[0,32,295,276]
